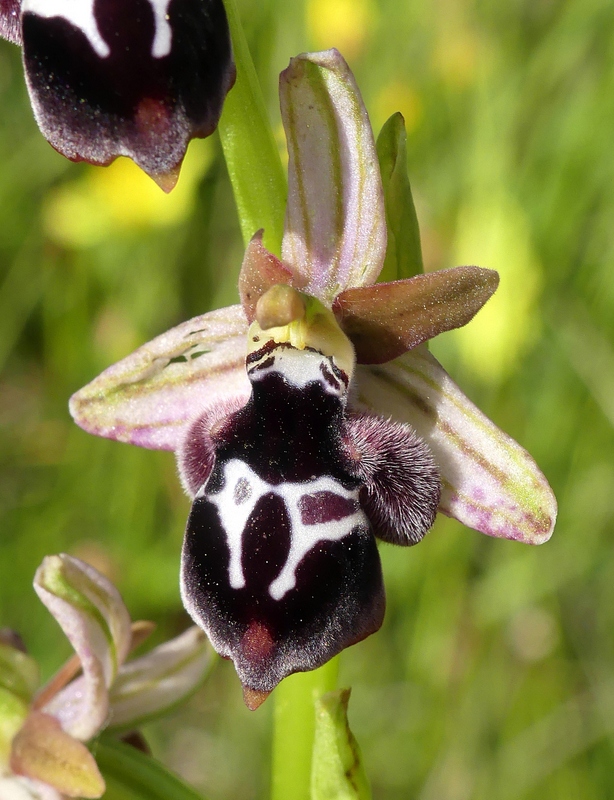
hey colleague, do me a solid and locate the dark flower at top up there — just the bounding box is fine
[0,0,235,190]
[69,50,557,708]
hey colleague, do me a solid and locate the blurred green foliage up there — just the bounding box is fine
[1,0,614,798]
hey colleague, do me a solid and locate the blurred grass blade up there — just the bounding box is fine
[0,686,29,769]
[96,737,208,800]
[0,643,39,704]
[0,232,46,373]
[376,112,423,282]
[219,0,287,255]
[311,688,371,800]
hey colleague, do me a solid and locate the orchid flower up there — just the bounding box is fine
[69,50,557,709]
[0,554,211,799]
[0,0,234,190]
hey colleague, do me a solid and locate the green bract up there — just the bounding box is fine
[312,689,371,800]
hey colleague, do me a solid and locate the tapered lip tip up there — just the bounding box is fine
[242,685,271,711]
[150,164,181,193]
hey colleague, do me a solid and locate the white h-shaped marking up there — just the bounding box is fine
[23,0,173,59]
[197,459,366,600]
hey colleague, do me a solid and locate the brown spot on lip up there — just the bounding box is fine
[135,97,171,136]
[241,621,275,662]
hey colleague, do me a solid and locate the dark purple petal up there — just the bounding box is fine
[0,0,21,45]
[180,346,385,697]
[21,0,235,187]
[344,412,441,545]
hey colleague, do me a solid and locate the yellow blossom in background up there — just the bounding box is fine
[429,0,483,91]
[373,81,423,135]
[450,190,542,383]
[432,28,481,89]
[43,138,214,248]
[306,0,377,60]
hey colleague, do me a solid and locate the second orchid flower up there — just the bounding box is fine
[0,0,235,190]
[0,554,210,798]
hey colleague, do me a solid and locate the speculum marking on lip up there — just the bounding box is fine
[208,458,366,600]
[299,491,360,524]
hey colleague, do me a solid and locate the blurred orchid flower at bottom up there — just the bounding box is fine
[0,555,210,799]
[70,49,557,709]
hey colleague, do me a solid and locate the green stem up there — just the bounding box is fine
[271,657,340,800]
[219,0,287,256]
[216,7,337,799]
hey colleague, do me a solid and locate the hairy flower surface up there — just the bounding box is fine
[0,0,235,189]
[70,50,557,708]
[0,555,210,798]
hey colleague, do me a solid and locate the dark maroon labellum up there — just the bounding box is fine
[181,344,386,694]
[179,341,440,700]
